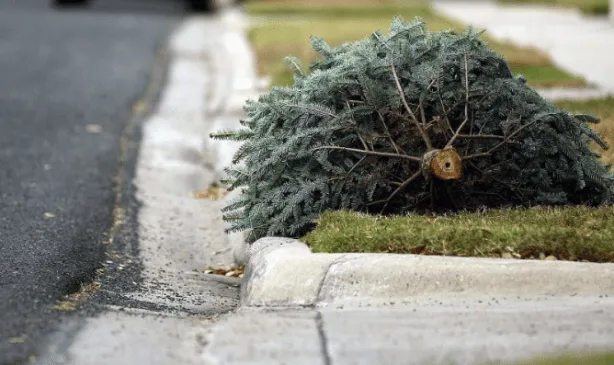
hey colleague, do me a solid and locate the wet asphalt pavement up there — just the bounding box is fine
[0,0,188,363]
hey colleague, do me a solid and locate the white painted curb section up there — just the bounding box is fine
[241,238,614,308]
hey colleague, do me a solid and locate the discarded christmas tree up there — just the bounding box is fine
[212,17,614,243]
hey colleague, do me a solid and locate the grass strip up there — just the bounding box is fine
[245,0,586,88]
[302,206,614,262]
[498,0,609,15]
[515,351,614,365]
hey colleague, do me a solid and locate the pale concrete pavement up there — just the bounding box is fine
[200,238,614,365]
[433,0,614,93]
[205,298,614,365]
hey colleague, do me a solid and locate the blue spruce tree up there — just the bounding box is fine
[212,17,614,243]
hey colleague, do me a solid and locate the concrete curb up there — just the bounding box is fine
[240,238,614,308]
[229,1,614,308]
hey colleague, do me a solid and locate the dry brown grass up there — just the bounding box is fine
[595,116,614,167]
[53,281,100,311]
[559,100,614,166]
[555,98,614,167]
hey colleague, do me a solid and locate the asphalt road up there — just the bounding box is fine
[0,1,186,363]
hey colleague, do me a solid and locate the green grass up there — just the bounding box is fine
[517,351,614,365]
[246,0,586,88]
[514,64,586,88]
[301,97,614,259]
[498,0,609,15]
[247,3,423,17]
[302,206,614,262]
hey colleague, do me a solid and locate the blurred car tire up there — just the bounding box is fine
[189,0,215,12]
[53,0,89,6]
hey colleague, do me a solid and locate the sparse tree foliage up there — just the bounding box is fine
[212,17,614,243]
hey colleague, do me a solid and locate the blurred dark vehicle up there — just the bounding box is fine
[53,0,220,11]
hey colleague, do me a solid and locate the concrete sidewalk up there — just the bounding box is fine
[205,298,614,365]
[433,0,614,93]
[201,238,614,365]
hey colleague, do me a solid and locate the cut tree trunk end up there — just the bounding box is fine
[421,147,462,180]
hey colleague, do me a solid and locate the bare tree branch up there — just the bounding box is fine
[368,169,422,209]
[446,54,471,148]
[462,110,510,157]
[381,169,422,213]
[372,31,392,51]
[466,160,525,201]
[419,101,428,128]
[465,118,538,160]
[346,100,370,151]
[376,110,404,155]
[313,146,422,162]
[390,63,433,150]
[456,134,505,140]
[419,79,437,127]
[282,103,336,117]
[438,95,455,135]
[347,156,367,175]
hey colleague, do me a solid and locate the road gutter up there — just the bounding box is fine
[37,6,259,364]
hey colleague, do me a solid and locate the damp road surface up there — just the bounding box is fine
[0,0,188,363]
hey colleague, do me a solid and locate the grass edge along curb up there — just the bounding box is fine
[302,206,614,263]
